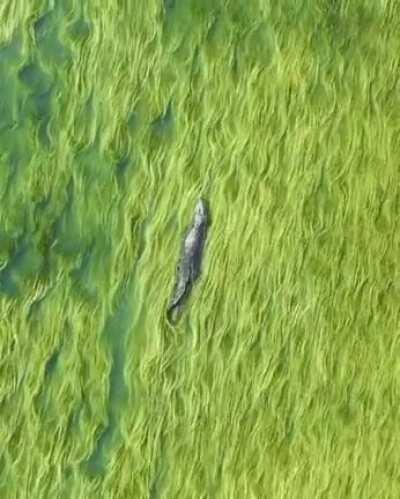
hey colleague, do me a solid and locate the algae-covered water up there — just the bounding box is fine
[1,1,400,497]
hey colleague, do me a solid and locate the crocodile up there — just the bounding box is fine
[167,198,210,324]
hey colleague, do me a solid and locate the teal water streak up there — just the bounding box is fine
[84,211,154,476]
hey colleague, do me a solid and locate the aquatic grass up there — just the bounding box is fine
[0,0,400,497]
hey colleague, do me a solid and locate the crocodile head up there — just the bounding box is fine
[193,198,209,228]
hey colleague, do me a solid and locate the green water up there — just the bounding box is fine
[1,0,400,497]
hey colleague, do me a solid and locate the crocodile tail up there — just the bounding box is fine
[166,303,180,325]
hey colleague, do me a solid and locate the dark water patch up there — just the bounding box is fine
[63,0,92,45]
[50,177,86,258]
[85,356,127,475]
[163,0,176,14]
[0,234,44,297]
[114,156,131,188]
[84,422,112,476]
[44,347,61,378]
[84,279,133,475]
[9,238,36,273]
[32,323,70,415]
[0,271,18,298]
[115,156,129,178]
[34,11,53,41]
[67,18,91,43]
[151,101,174,139]
[127,111,140,131]
[69,240,98,303]
[0,74,19,131]
[22,7,72,152]
[33,198,59,282]
[337,402,354,425]
[0,235,27,297]
[231,43,239,77]
[162,0,177,32]
[33,8,71,66]
[83,211,155,476]
[33,87,53,121]
[18,62,52,95]
[38,237,54,281]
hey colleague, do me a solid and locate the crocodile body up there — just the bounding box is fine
[167,198,210,324]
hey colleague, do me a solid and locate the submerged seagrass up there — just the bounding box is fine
[167,198,210,323]
[2,1,400,496]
